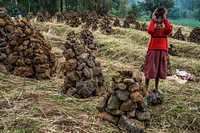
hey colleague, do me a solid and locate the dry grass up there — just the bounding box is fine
[0,21,200,133]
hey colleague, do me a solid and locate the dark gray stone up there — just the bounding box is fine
[118,115,144,133]
[116,90,130,101]
[107,95,121,110]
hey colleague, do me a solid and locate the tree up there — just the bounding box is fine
[139,0,175,16]
[128,2,142,18]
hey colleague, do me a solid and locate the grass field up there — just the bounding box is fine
[170,19,200,28]
[0,20,200,133]
[139,15,200,28]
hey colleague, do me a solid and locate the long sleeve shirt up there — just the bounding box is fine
[147,19,172,50]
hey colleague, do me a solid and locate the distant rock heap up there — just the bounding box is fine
[168,44,179,56]
[68,12,81,28]
[113,18,121,27]
[125,14,136,24]
[140,23,147,31]
[0,7,15,62]
[54,12,63,23]
[99,16,113,35]
[188,27,200,44]
[123,20,130,28]
[36,12,45,22]
[173,28,184,41]
[62,31,104,98]
[45,12,52,21]
[135,21,141,30]
[5,20,56,79]
[96,70,150,133]
[26,12,34,22]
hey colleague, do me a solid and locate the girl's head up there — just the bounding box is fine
[155,15,163,30]
[154,7,166,30]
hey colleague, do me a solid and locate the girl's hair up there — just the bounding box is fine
[155,7,166,19]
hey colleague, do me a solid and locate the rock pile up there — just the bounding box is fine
[54,12,63,23]
[91,20,98,31]
[96,70,150,133]
[113,18,121,27]
[45,12,52,21]
[123,20,130,28]
[168,44,179,56]
[135,21,141,30]
[80,28,97,51]
[36,12,45,22]
[26,12,34,22]
[5,20,56,79]
[173,28,184,41]
[141,23,147,31]
[188,27,200,44]
[99,16,113,34]
[0,7,15,62]
[125,14,136,24]
[68,12,81,27]
[62,31,104,98]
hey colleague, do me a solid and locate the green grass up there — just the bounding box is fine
[139,15,200,28]
[169,19,200,27]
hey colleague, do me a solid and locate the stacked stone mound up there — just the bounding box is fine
[82,10,98,23]
[173,28,184,41]
[62,31,104,98]
[168,44,179,56]
[45,12,52,22]
[188,27,200,44]
[54,12,63,23]
[96,70,150,133]
[80,28,97,51]
[68,12,81,28]
[36,12,45,22]
[0,7,15,62]
[63,12,70,24]
[123,20,130,28]
[141,23,147,31]
[125,14,136,24]
[135,21,141,30]
[5,20,56,79]
[113,18,121,27]
[26,12,34,22]
[99,16,113,34]
[91,20,98,31]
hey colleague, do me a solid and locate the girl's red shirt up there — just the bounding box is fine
[147,19,172,50]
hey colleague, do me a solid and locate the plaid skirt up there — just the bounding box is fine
[144,50,167,79]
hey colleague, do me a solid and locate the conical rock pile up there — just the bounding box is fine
[135,21,141,30]
[26,12,34,22]
[123,20,130,28]
[168,44,179,56]
[36,12,45,22]
[5,20,56,79]
[173,28,185,41]
[96,70,150,133]
[188,27,200,44]
[68,12,81,28]
[99,16,113,34]
[45,12,52,22]
[141,23,147,31]
[125,14,136,24]
[62,31,104,98]
[0,7,15,62]
[113,18,121,27]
